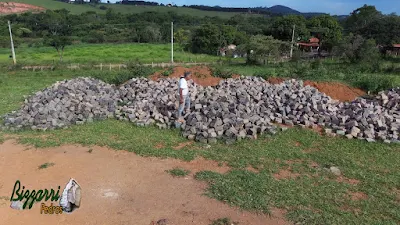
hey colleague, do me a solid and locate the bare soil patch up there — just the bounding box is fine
[284,159,303,165]
[392,188,400,203]
[273,169,301,180]
[173,141,193,150]
[0,2,44,14]
[176,157,231,174]
[246,165,260,173]
[340,205,361,214]
[0,140,290,225]
[348,191,368,201]
[308,161,320,169]
[336,176,361,185]
[154,143,165,149]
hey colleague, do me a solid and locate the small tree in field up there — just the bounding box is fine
[238,35,289,64]
[43,10,72,62]
[45,36,71,62]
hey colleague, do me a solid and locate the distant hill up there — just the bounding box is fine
[0,0,347,19]
[267,5,301,14]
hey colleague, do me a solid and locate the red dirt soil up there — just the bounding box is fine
[348,191,368,201]
[336,176,361,185]
[0,2,44,14]
[150,66,240,86]
[0,140,289,225]
[268,77,366,102]
[273,169,300,180]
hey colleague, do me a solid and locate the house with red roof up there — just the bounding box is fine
[380,44,400,56]
[297,37,320,52]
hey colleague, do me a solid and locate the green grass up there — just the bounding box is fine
[0,0,244,18]
[0,69,400,224]
[210,218,239,225]
[38,162,55,169]
[0,43,222,65]
[4,122,399,224]
[166,168,190,177]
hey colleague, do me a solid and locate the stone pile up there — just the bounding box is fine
[116,77,203,128]
[2,78,119,131]
[116,77,337,143]
[2,75,400,144]
[324,89,400,143]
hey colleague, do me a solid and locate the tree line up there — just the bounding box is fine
[0,4,398,63]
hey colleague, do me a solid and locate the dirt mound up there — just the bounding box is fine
[149,66,239,86]
[0,2,44,14]
[267,77,286,85]
[304,81,366,102]
[267,78,366,102]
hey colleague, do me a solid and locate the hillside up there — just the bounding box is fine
[0,0,344,18]
[267,5,301,14]
[0,0,247,18]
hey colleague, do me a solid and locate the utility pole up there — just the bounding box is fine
[290,24,296,58]
[8,21,16,65]
[171,21,174,63]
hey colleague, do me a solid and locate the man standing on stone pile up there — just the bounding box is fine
[177,71,192,122]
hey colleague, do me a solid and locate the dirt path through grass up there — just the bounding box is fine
[0,139,288,225]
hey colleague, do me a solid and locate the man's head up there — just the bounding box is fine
[183,71,191,80]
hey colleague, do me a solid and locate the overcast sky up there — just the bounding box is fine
[105,0,399,15]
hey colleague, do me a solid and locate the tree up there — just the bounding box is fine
[43,11,72,62]
[307,15,343,52]
[190,24,244,55]
[141,25,161,43]
[334,34,380,64]
[45,36,72,62]
[345,5,382,35]
[174,28,191,49]
[238,35,289,64]
[271,15,309,41]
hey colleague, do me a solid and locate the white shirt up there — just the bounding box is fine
[179,78,189,96]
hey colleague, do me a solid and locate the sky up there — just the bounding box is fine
[106,0,400,15]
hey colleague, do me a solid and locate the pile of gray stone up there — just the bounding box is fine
[326,89,400,143]
[2,78,119,131]
[2,75,400,144]
[116,77,203,128]
[115,77,336,143]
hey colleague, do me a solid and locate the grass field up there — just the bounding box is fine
[0,69,400,224]
[0,43,224,65]
[0,0,243,18]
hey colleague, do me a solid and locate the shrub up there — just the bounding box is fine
[161,67,174,76]
[111,64,154,85]
[351,74,395,93]
[166,168,190,177]
[310,59,322,69]
[99,5,107,10]
[210,218,239,225]
[212,67,233,79]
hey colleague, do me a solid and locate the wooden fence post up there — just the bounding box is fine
[109,63,112,71]
[100,63,102,71]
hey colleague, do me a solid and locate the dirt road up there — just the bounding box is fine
[0,140,288,225]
